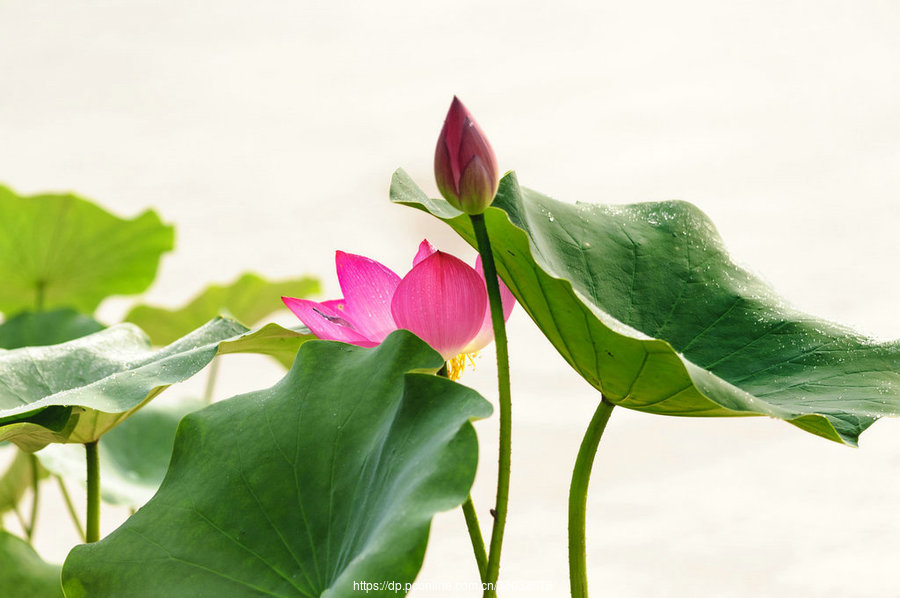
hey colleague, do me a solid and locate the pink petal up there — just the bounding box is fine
[457,155,496,214]
[413,239,438,267]
[464,256,516,353]
[335,251,401,343]
[459,117,499,184]
[434,138,458,199]
[441,96,469,182]
[282,296,376,346]
[391,251,487,360]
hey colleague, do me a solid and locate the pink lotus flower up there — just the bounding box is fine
[282,240,514,371]
[434,96,499,215]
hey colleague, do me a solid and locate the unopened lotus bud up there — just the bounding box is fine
[434,96,499,215]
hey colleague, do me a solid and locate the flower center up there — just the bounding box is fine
[446,352,480,381]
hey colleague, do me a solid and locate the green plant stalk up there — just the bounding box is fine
[438,362,488,580]
[568,396,615,598]
[203,357,221,404]
[56,475,86,542]
[12,504,27,534]
[462,495,489,581]
[85,441,100,543]
[470,213,512,597]
[26,285,45,540]
[25,453,40,541]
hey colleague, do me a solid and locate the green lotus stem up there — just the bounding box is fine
[56,475,86,542]
[85,440,101,543]
[462,495,488,581]
[470,213,512,598]
[13,504,27,533]
[568,396,615,598]
[438,362,489,580]
[203,357,221,404]
[25,453,40,541]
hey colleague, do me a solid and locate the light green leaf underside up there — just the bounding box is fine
[0,185,174,315]
[392,169,900,445]
[0,318,311,451]
[36,397,205,508]
[62,330,492,598]
[124,273,320,346]
[0,531,63,598]
[0,318,245,451]
[0,309,96,514]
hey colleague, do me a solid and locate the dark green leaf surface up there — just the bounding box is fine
[392,169,900,445]
[124,273,320,346]
[0,309,104,350]
[36,397,205,508]
[0,185,174,315]
[0,318,247,452]
[0,531,62,597]
[62,330,491,598]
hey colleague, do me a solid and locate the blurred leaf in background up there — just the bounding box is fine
[0,185,174,316]
[124,273,320,346]
[0,309,104,350]
[36,397,205,509]
[0,449,47,518]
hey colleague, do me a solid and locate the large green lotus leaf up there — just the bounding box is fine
[0,309,105,350]
[0,185,174,315]
[61,330,492,598]
[0,318,248,452]
[36,397,205,508]
[392,169,900,445]
[0,531,62,597]
[124,273,320,346]
[217,322,315,368]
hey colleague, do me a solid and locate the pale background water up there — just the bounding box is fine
[1,1,899,596]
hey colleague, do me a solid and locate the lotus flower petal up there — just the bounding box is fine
[434,137,458,200]
[391,251,487,360]
[413,239,438,267]
[458,155,497,214]
[282,297,375,346]
[459,121,498,185]
[438,97,468,181]
[335,251,400,343]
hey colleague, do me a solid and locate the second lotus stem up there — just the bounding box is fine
[470,213,512,597]
[568,396,615,598]
[85,440,101,543]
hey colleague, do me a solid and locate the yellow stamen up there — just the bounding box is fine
[446,352,480,381]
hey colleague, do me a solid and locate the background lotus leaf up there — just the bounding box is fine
[0,185,173,315]
[124,273,319,346]
[0,309,105,350]
[36,397,206,508]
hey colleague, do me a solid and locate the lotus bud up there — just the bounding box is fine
[434,96,499,215]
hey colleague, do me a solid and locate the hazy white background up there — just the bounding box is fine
[2,1,899,596]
